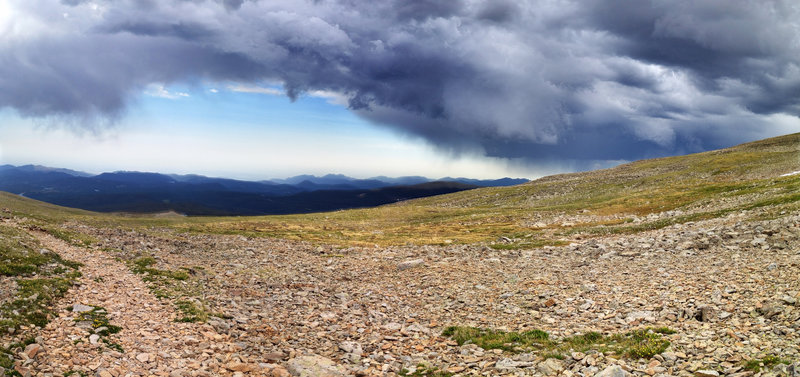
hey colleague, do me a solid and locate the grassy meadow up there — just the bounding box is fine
[0,133,797,248]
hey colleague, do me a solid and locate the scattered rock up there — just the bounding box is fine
[23,343,42,359]
[383,322,402,331]
[625,310,655,323]
[264,351,287,361]
[594,365,630,377]
[758,303,784,319]
[269,366,292,377]
[72,303,94,313]
[404,323,430,334]
[226,361,255,372]
[694,370,720,377]
[537,358,565,375]
[339,341,362,355]
[495,358,520,370]
[397,259,424,271]
[287,355,348,377]
[10,208,800,377]
[447,366,466,373]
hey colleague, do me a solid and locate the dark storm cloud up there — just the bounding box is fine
[2,0,799,164]
[0,33,264,118]
[392,0,465,21]
[95,21,215,40]
[221,0,245,11]
[476,1,519,23]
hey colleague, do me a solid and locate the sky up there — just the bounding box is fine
[1,0,799,180]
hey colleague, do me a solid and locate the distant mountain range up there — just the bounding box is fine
[262,173,526,191]
[0,165,528,215]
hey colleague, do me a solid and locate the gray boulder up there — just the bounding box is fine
[287,355,349,377]
[397,259,424,271]
[594,365,630,377]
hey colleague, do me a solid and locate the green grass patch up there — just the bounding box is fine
[73,306,122,336]
[488,239,568,250]
[73,306,123,352]
[130,256,189,281]
[38,225,97,247]
[442,326,551,352]
[651,327,676,335]
[442,326,674,359]
[126,257,212,323]
[102,338,124,353]
[132,256,156,269]
[1,276,76,330]
[743,355,792,373]
[0,223,47,276]
[0,351,15,374]
[488,243,526,250]
[609,209,734,235]
[560,331,604,350]
[0,223,83,277]
[745,192,800,210]
[615,329,671,359]
[542,352,566,360]
[0,224,83,375]
[174,300,208,323]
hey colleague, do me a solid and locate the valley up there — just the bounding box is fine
[1,133,799,377]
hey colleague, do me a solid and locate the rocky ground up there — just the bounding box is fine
[3,207,800,377]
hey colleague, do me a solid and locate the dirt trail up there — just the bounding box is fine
[13,212,800,377]
[27,232,273,377]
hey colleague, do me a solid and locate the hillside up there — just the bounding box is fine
[173,132,800,247]
[1,133,799,377]
[15,181,479,216]
[0,167,525,215]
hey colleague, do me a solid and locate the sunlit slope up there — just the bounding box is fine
[1,133,798,247]
[0,191,97,220]
[187,133,799,246]
[416,132,800,213]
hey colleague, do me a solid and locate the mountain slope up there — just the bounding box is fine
[0,167,523,215]
[1,133,797,246]
[185,132,800,245]
[2,135,799,377]
[0,164,93,177]
[25,181,476,216]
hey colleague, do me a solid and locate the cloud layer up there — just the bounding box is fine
[2,0,799,163]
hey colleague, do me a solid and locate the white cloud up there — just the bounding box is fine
[307,90,349,106]
[145,84,190,100]
[228,84,283,96]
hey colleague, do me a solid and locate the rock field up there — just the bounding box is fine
[4,208,800,377]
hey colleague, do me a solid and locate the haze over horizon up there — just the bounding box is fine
[0,162,532,184]
[1,0,799,180]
